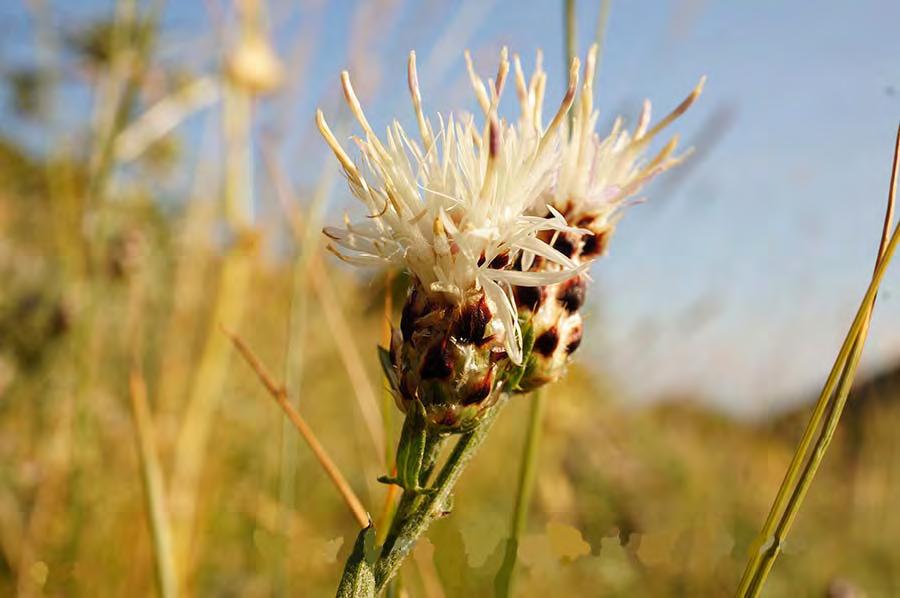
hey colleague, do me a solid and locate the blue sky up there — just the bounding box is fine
[3,1,900,416]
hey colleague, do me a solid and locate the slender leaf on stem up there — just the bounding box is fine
[379,401,429,492]
[375,271,401,547]
[337,524,377,598]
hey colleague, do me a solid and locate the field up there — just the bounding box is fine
[1,1,899,596]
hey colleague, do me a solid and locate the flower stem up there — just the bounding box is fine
[593,0,613,82]
[495,390,545,597]
[564,0,577,132]
[373,396,509,592]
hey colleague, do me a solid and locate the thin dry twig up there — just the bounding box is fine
[222,326,370,528]
[308,262,387,462]
[262,144,387,465]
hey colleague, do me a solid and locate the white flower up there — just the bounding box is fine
[318,49,589,363]
[536,44,705,243]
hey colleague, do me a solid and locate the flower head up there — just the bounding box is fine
[545,44,705,256]
[501,45,704,392]
[318,49,588,364]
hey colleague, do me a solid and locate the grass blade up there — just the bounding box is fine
[129,369,180,598]
[738,125,900,596]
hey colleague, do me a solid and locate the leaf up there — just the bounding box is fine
[389,400,427,491]
[336,524,377,598]
[493,537,519,598]
[401,401,427,489]
[504,317,536,391]
[379,401,429,492]
[377,345,399,391]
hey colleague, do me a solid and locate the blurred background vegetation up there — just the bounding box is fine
[1,1,900,596]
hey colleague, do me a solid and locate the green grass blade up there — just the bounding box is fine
[738,127,900,596]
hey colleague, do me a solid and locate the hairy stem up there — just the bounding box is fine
[379,430,445,561]
[374,396,509,592]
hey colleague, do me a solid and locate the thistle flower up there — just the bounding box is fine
[506,45,705,391]
[318,49,587,429]
[547,44,705,250]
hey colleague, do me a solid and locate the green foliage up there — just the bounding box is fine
[377,345,399,392]
[336,525,377,598]
[503,316,537,392]
[378,401,431,493]
[66,15,157,71]
[6,68,49,120]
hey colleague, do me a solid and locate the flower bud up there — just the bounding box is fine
[383,283,507,432]
[514,272,587,393]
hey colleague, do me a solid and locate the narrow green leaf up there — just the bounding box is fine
[494,537,519,598]
[336,524,377,598]
[388,401,428,491]
[402,401,427,489]
[393,410,414,486]
[377,345,399,391]
[504,318,536,391]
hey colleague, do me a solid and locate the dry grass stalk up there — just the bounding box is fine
[263,145,387,466]
[168,9,266,568]
[128,369,179,598]
[222,327,370,528]
[308,261,387,464]
[126,255,179,598]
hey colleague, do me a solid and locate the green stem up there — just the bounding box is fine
[593,0,612,82]
[495,390,545,598]
[564,0,577,133]
[418,429,445,487]
[745,331,869,597]
[374,396,509,592]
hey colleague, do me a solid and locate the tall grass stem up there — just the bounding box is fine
[738,125,900,596]
[224,328,370,528]
[495,390,545,597]
[593,0,612,82]
[129,370,179,598]
[564,0,577,133]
